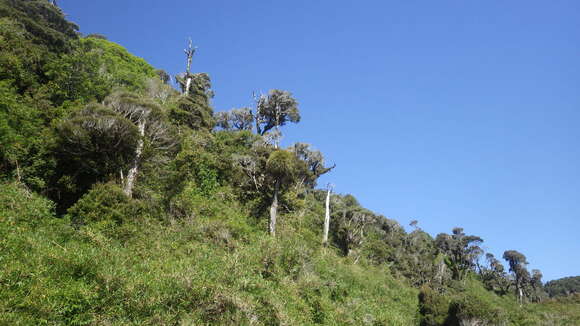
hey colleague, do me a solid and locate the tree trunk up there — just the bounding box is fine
[269,179,280,236]
[322,187,331,245]
[184,76,192,96]
[124,119,145,198]
[15,159,21,183]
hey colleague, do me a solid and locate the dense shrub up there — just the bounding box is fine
[419,285,451,326]
[449,294,507,326]
[66,182,140,239]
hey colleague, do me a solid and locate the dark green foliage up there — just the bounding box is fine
[545,276,580,298]
[53,103,139,208]
[0,0,77,96]
[0,81,43,180]
[170,95,215,130]
[172,72,215,130]
[0,0,78,53]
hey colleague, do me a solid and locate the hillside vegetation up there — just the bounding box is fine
[1,1,579,325]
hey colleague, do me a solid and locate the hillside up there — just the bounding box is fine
[1,1,579,325]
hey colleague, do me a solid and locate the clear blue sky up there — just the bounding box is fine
[60,0,580,282]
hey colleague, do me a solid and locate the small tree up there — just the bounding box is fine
[215,107,254,131]
[480,253,510,295]
[104,91,174,197]
[530,269,545,302]
[54,103,139,208]
[253,90,300,147]
[289,142,335,188]
[265,150,298,236]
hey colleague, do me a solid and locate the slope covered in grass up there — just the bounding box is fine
[0,182,419,325]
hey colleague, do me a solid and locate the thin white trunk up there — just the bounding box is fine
[124,119,145,198]
[269,180,280,236]
[184,77,192,96]
[15,159,21,183]
[323,187,331,245]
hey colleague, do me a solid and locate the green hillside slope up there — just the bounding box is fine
[0,1,578,325]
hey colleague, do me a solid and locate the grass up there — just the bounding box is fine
[1,182,578,325]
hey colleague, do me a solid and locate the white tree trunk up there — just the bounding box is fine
[124,119,145,198]
[184,77,192,96]
[323,187,331,244]
[269,180,280,236]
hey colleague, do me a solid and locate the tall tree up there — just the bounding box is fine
[435,228,483,280]
[503,250,531,304]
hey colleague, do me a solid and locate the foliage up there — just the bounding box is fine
[44,37,156,104]
[0,181,54,225]
[66,182,130,226]
[545,276,580,298]
[0,80,47,184]
[172,72,215,130]
[418,285,452,326]
[435,227,483,281]
[254,89,300,136]
[0,0,78,53]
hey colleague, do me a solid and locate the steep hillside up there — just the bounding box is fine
[1,1,579,325]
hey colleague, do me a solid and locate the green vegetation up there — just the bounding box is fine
[545,277,580,298]
[1,1,579,324]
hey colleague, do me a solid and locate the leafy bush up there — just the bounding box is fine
[66,182,134,236]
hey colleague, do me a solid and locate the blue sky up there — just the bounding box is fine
[59,0,580,281]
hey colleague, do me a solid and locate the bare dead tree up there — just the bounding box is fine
[183,38,196,96]
[323,183,334,245]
